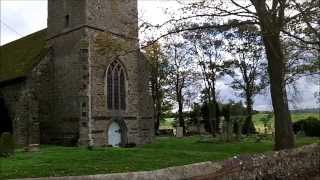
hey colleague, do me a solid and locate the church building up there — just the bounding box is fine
[0,0,154,147]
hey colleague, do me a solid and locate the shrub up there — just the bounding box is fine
[293,117,320,137]
[124,143,136,148]
[303,117,320,137]
[293,120,304,134]
[158,129,174,136]
[241,117,256,135]
[0,132,15,157]
[201,102,221,133]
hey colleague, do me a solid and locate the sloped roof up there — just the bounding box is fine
[0,29,48,83]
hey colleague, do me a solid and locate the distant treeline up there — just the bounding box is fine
[251,108,319,114]
[164,108,319,119]
[290,108,320,114]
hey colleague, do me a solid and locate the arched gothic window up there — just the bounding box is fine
[106,60,127,110]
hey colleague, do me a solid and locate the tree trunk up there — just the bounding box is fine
[154,110,160,135]
[263,35,295,150]
[246,96,253,120]
[208,101,215,137]
[211,84,218,136]
[214,102,221,134]
[178,98,185,135]
[251,0,295,150]
[153,88,159,134]
[206,88,215,137]
[242,96,256,135]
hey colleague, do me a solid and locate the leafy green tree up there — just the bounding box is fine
[189,103,202,133]
[145,42,171,133]
[184,30,232,136]
[158,0,319,150]
[260,113,273,134]
[200,101,221,134]
[164,37,197,135]
[226,25,267,135]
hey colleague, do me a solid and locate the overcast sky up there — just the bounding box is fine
[1,0,319,111]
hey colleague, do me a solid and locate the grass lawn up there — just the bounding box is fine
[160,118,175,129]
[1,136,319,179]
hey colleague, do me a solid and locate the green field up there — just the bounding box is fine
[160,118,175,129]
[1,113,318,179]
[160,113,319,132]
[252,112,319,132]
[1,136,319,179]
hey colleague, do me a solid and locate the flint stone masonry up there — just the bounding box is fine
[0,0,153,147]
[21,144,320,180]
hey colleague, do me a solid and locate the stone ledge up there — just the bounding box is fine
[19,161,221,180]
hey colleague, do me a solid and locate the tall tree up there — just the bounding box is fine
[227,25,267,135]
[145,42,170,134]
[249,0,318,149]
[184,29,231,136]
[164,38,196,134]
[150,0,319,150]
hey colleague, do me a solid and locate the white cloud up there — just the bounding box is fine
[1,0,47,45]
[0,0,177,45]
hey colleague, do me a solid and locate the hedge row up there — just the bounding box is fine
[293,117,320,137]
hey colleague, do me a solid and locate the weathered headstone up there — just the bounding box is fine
[26,144,40,152]
[176,127,184,138]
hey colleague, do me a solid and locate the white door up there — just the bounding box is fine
[108,122,121,147]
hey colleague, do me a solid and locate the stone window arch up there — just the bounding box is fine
[106,60,127,110]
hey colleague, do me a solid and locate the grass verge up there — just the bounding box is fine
[1,136,319,179]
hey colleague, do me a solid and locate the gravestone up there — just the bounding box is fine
[25,144,40,152]
[176,127,184,138]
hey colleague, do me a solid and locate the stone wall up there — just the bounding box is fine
[82,0,153,146]
[48,28,87,145]
[87,0,138,38]
[23,144,320,180]
[191,143,320,180]
[0,81,25,126]
[30,54,54,145]
[47,0,86,38]
[0,54,52,146]
[0,80,27,145]
[87,28,154,146]
[1,0,153,147]
[137,52,154,144]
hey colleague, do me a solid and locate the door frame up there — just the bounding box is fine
[107,117,127,147]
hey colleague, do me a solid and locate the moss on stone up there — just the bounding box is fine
[0,132,15,157]
[94,32,133,58]
[0,29,48,82]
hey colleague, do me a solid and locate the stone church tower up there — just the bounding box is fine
[0,0,154,147]
[47,0,154,146]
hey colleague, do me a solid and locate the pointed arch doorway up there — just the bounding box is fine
[107,118,128,147]
[108,121,121,147]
